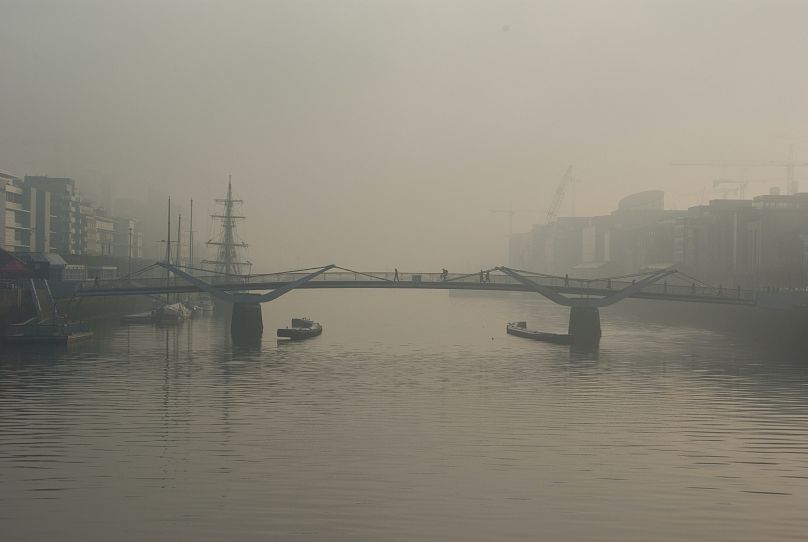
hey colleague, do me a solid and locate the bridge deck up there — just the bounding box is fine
[73,270,757,306]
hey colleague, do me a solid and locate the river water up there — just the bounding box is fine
[2,290,807,541]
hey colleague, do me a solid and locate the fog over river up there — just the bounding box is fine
[2,291,807,541]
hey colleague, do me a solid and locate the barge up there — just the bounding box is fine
[506,321,572,345]
[277,318,322,340]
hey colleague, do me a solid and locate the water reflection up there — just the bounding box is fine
[2,291,808,542]
[0,343,71,365]
[569,343,600,361]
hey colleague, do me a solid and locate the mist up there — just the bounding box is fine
[2,0,807,271]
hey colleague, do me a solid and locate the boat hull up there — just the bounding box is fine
[154,302,192,324]
[506,322,572,345]
[3,331,94,344]
[2,318,94,345]
[277,320,322,340]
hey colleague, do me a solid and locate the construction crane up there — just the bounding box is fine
[490,202,537,238]
[711,178,769,199]
[712,185,741,199]
[672,149,808,195]
[545,165,577,223]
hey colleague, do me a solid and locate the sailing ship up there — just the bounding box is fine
[202,177,252,297]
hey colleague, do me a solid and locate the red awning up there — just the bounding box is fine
[0,248,34,277]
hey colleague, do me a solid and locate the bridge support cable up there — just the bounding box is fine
[497,267,569,280]
[167,263,247,278]
[155,262,336,304]
[157,262,336,343]
[248,265,337,303]
[246,265,342,279]
[496,267,572,306]
[76,262,162,293]
[496,266,677,308]
[497,266,677,346]
[331,266,394,282]
[445,268,500,283]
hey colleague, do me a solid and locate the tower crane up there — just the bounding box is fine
[672,149,808,195]
[545,165,578,223]
[711,178,770,199]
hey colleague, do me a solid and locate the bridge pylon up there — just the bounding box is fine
[497,266,677,345]
[155,262,336,344]
[231,296,264,344]
[568,306,602,344]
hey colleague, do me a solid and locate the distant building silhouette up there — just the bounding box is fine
[511,190,808,289]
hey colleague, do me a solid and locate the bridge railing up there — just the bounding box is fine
[77,269,756,302]
[569,277,755,300]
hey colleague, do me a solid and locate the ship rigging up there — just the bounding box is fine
[202,176,252,276]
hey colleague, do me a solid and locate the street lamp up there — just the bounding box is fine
[128,227,133,276]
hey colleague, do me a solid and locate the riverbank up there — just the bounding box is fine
[1,290,154,329]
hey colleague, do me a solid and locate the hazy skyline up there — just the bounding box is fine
[2,0,807,270]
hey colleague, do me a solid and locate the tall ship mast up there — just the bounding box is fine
[202,176,252,276]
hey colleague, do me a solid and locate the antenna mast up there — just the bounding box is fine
[165,196,171,305]
[189,198,193,267]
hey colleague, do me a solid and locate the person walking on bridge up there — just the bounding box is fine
[394,268,400,282]
[441,268,448,281]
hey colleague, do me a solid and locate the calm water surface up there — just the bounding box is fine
[2,291,808,541]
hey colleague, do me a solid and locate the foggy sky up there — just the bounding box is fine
[2,0,807,270]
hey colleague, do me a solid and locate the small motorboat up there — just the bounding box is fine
[196,294,214,312]
[154,302,192,324]
[2,316,93,345]
[182,300,201,317]
[277,318,322,340]
[506,321,572,345]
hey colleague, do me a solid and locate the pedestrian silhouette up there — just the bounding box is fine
[394,268,399,282]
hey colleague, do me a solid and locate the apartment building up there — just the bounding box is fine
[1,170,50,253]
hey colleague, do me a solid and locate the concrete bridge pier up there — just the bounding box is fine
[231,301,263,343]
[568,306,601,345]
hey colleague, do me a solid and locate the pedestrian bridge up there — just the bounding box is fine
[70,263,762,345]
[75,263,755,305]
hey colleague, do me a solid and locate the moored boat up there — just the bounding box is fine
[2,316,93,344]
[277,318,322,340]
[196,294,214,312]
[154,302,192,324]
[182,300,201,317]
[506,321,572,345]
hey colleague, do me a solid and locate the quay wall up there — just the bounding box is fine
[1,288,153,329]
